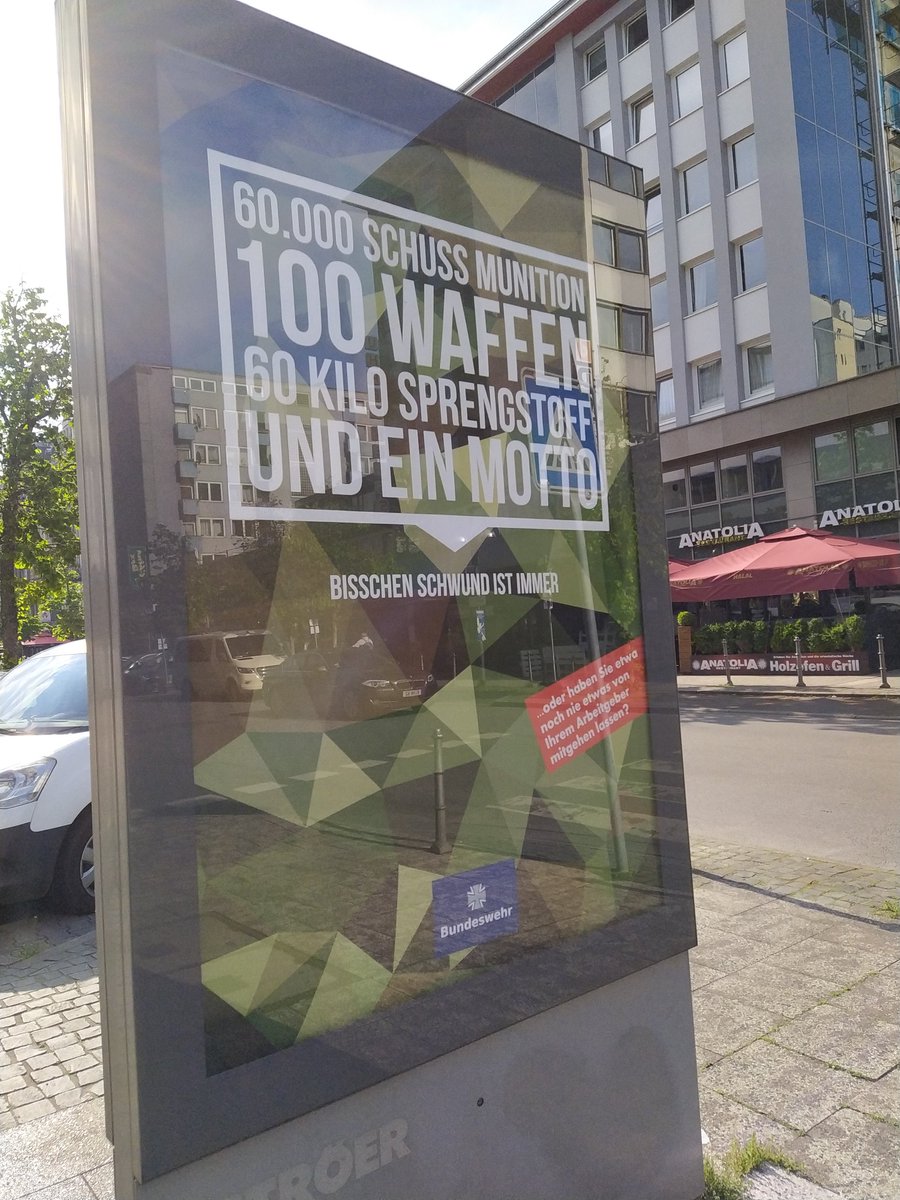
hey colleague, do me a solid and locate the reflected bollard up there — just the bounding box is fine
[877,633,891,689]
[431,727,451,854]
[722,638,734,687]
[794,636,806,688]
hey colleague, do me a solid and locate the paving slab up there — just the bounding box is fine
[702,1041,857,1133]
[745,1164,841,1199]
[698,1086,796,1158]
[0,1100,110,1200]
[691,992,782,1057]
[846,1070,900,1125]
[771,1003,900,1080]
[786,1107,900,1200]
[693,961,838,1021]
[762,935,898,987]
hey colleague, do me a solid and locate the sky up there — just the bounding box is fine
[0,0,554,321]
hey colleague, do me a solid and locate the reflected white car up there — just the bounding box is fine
[0,641,93,912]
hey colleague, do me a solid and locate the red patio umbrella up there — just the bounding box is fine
[670,526,900,602]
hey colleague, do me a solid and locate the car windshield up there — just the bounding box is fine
[225,634,282,659]
[0,651,88,732]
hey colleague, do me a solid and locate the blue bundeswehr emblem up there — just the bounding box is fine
[432,859,518,956]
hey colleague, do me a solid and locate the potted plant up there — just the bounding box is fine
[675,611,695,673]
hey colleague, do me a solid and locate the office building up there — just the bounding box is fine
[464,0,900,562]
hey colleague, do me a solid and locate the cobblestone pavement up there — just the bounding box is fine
[0,839,898,1198]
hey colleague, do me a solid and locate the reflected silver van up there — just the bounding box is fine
[172,630,285,700]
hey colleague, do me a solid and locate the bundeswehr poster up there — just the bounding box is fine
[61,0,693,1178]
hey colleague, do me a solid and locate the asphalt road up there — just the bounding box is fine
[678,693,900,871]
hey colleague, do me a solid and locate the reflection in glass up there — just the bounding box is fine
[853,420,893,473]
[719,455,749,498]
[662,466,686,509]
[751,447,783,493]
[752,491,787,526]
[814,430,851,481]
[696,358,723,409]
[689,461,717,504]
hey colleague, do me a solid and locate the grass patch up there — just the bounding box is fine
[874,897,900,920]
[702,1135,803,1199]
[13,941,41,961]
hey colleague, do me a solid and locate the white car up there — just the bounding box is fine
[0,640,93,913]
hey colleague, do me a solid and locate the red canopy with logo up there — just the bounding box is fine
[670,526,900,602]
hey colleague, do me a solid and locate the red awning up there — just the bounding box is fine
[670,526,900,602]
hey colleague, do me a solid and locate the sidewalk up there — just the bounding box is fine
[677,667,900,697]
[1,838,898,1199]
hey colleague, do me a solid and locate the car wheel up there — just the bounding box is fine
[48,809,95,915]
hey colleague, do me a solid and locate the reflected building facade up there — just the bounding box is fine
[464,0,900,560]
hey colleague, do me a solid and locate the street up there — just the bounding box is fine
[679,694,900,871]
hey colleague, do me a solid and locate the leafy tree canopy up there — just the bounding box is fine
[0,285,80,666]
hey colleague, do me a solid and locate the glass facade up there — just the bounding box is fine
[787,0,894,382]
[813,417,900,537]
[497,58,561,130]
[664,447,787,558]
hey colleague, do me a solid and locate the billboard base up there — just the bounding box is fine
[127,953,702,1200]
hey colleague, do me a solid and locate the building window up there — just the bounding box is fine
[650,280,669,327]
[194,443,221,466]
[232,519,257,538]
[663,468,687,509]
[736,236,766,292]
[814,431,851,481]
[182,521,196,537]
[853,420,893,474]
[198,518,226,537]
[746,343,774,396]
[674,63,702,118]
[645,187,663,231]
[657,376,675,422]
[669,0,694,20]
[592,222,645,271]
[592,120,614,154]
[625,12,649,54]
[687,258,717,312]
[722,32,750,89]
[720,454,749,498]
[751,447,783,492]
[174,405,189,423]
[690,461,718,504]
[179,483,194,501]
[586,41,607,81]
[191,406,219,430]
[681,159,710,214]
[632,93,656,143]
[495,58,559,130]
[196,481,224,503]
[597,304,650,353]
[729,132,757,190]
[695,358,724,410]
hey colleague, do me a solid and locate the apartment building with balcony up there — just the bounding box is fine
[464,0,900,562]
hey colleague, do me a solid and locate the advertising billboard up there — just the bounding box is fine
[59,0,695,1187]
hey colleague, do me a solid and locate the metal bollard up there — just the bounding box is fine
[430,727,451,854]
[794,635,806,688]
[722,638,734,687]
[877,633,891,689]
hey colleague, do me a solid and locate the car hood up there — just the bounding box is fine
[231,653,285,669]
[0,729,89,768]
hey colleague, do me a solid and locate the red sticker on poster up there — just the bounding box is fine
[525,637,648,772]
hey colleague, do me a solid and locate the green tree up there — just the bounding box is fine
[0,286,79,667]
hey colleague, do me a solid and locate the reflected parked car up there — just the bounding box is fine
[0,641,93,913]
[171,630,285,700]
[263,646,433,720]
